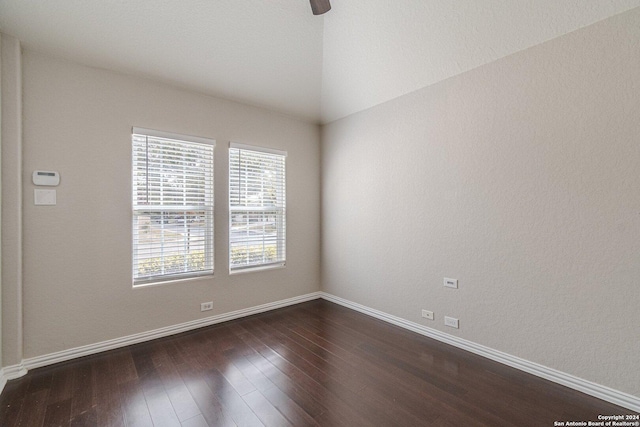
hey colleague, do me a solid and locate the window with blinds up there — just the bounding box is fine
[132,128,215,285]
[229,143,286,272]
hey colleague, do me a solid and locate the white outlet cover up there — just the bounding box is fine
[421,310,434,320]
[444,278,458,289]
[444,316,459,328]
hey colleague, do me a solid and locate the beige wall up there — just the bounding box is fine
[321,8,640,396]
[1,34,22,367]
[0,32,3,369]
[21,51,320,358]
[3,5,639,403]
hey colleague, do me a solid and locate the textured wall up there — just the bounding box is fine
[322,9,640,396]
[1,34,23,366]
[21,51,320,358]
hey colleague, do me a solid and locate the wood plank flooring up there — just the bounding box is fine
[0,300,635,426]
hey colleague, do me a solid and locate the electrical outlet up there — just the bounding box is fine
[444,316,459,328]
[200,302,213,311]
[421,310,434,320]
[444,278,458,289]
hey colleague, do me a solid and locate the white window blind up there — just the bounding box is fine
[132,128,215,285]
[229,143,286,272]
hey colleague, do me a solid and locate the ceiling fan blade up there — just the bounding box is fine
[310,0,331,15]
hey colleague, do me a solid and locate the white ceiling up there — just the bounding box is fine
[321,0,640,122]
[0,0,325,121]
[1,0,639,124]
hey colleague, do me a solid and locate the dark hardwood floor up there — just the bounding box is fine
[0,299,634,426]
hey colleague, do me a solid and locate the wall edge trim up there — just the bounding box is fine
[319,292,640,412]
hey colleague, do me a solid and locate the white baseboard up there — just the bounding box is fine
[319,292,640,412]
[4,290,638,413]
[21,292,322,371]
[0,363,29,395]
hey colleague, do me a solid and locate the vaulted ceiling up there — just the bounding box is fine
[1,0,639,123]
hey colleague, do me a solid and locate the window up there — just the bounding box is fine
[132,128,215,285]
[229,143,286,272]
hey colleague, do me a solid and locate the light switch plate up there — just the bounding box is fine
[34,189,56,205]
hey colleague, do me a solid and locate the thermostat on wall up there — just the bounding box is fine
[32,170,60,186]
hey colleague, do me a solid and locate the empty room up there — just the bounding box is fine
[0,0,639,425]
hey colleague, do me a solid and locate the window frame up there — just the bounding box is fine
[228,142,287,274]
[132,127,215,286]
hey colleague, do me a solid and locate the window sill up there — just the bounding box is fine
[133,273,214,289]
[229,263,285,276]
